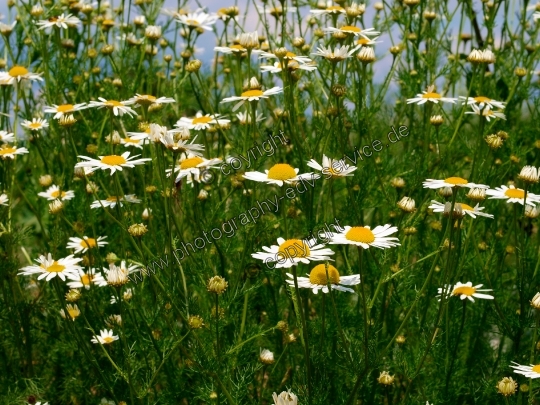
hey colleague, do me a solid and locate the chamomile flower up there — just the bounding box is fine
[356,37,382,47]
[311,44,359,62]
[407,85,457,105]
[0,193,8,206]
[36,13,81,30]
[166,154,223,184]
[66,236,108,254]
[214,44,251,54]
[286,263,360,294]
[174,10,218,30]
[18,253,83,282]
[0,144,29,159]
[0,130,14,142]
[60,303,81,321]
[459,96,506,110]
[310,4,346,15]
[437,281,494,302]
[510,362,540,379]
[44,103,88,119]
[324,25,380,38]
[159,132,205,155]
[175,111,231,130]
[0,66,43,84]
[428,200,494,219]
[252,237,335,268]
[75,151,151,175]
[261,60,318,73]
[486,185,540,206]
[127,123,165,142]
[128,94,176,107]
[91,329,119,345]
[66,268,108,289]
[259,51,313,64]
[120,136,145,149]
[256,4,298,17]
[21,118,49,131]
[221,85,283,112]
[423,176,489,189]
[104,261,141,286]
[307,155,357,178]
[237,111,265,124]
[244,163,320,187]
[110,287,134,304]
[329,224,400,249]
[534,11,540,21]
[465,104,506,121]
[90,194,141,209]
[37,185,75,201]
[88,97,137,117]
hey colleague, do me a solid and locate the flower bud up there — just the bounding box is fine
[496,377,518,396]
[259,349,275,364]
[188,315,205,329]
[39,174,53,187]
[49,200,64,214]
[377,371,394,386]
[207,276,228,294]
[128,223,148,237]
[397,196,416,213]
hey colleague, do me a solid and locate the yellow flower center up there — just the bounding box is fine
[229,44,246,51]
[57,104,74,112]
[241,89,264,98]
[327,5,345,11]
[444,176,468,185]
[135,95,156,104]
[357,38,371,45]
[106,196,121,202]
[422,92,442,99]
[51,190,67,198]
[459,203,474,211]
[278,239,311,258]
[81,274,94,285]
[341,25,361,33]
[345,227,375,244]
[532,365,540,373]
[285,52,297,59]
[505,188,525,199]
[9,66,29,77]
[103,336,115,344]
[44,261,66,273]
[101,155,127,165]
[309,264,340,285]
[192,116,213,124]
[80,238,97,249]
[180,156,204,169]
[29,122,42,129]
[123,138,139,144]
[0,147,17,155]
[68,308,79,318]
[453,286,476,296]
[102,19,115,26]
[105,100,123,107]
[186,19,199,26]
[474,96,491,103]
[267,164,297,180]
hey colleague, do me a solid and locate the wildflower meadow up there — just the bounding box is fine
[2,0,540,404]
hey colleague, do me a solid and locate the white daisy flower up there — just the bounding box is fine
[252,237,335,268]
[236,111,265,124]
[0,193,9,206]
[90,194,141,209]
[329,224,400,249]
[214,44,250,54]
[0,66,43,84]
[459,96,506,110]
[175,111,231,131]
[44,103,88,119]
[286,263,360,294]
[88,97,137,117]
[75,151,152,175]
[120,136,145,149]
[104,261,141,286]
[160,132,205,155]
[437,281,494,302]
[21,118,49,131]
[37,185,75,201]
[166,154,223,185]
[174,10,218,30]
[66,236,108,254]
[510,362,540,378]
[407,85,457,105]
[18,253,83,282]
[534,11,540,21]
[110,287,134,304]
[356,37,383,47]
[128,94,176,107]
[60,303,81,321]
[486,184,540,206]
[259,51,313,64]
[311,44,359,62]
[261,60,317,73]
[220,85,283,112]
[0,20,17,35]
[36,13,81,30]
[310,4,346,15]
[91,329,119,345]
[243,163,320,187]
[465,104,506,121]
[324,25,380,38]
[66,268,108,289]
[272,390,298,405]
[256,4,298,16]
[307,155,357,179]
[0,144,29,159]
[428,200,494,219]
[0,130,14,142]
[422,176,489,189]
